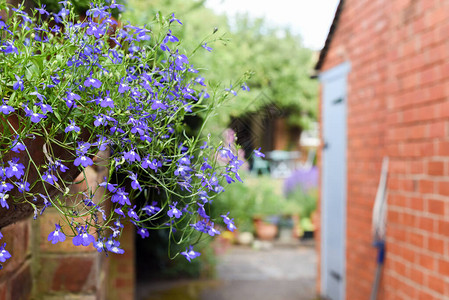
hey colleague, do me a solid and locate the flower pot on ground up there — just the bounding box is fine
[253,216,278,241]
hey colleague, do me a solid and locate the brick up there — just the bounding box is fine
[427,198,445,215]
[427,236,445,255]
[10,263,32,300]
[428,161,444,176]
[438,259,449,275]
[419,179,434,194]
[428,273,445,295]
[437,181,449,196]
[50,257,96,293]
[418,253,436,271]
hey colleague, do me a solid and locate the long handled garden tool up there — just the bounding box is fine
[370,157,389,300]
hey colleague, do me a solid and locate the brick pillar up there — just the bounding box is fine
[0,220,32,300]
[106,221,135,300]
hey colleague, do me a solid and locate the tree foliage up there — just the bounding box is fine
[124,0,318,131]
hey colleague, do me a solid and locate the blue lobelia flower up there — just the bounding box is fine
[253,147,265,158]
[84,77,102,89]
[5,159,25,179]
[16,181,30,193]
[0,193,9,209]
[0,243,11,263]
[13,74,24,91]
[167,202,182,218]
[221,213,237,232]
[202,43,212,52]
[0,102,14,115]
[47,224,66,244]
[74,155,93,168]
[64,120,80,133]
[137,227,149,239]
[181,246,201,262]
[72,227,95,247]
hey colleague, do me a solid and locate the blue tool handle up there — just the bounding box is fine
[373,240,385,264]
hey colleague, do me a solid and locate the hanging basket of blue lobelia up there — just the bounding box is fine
[0,0,247,268]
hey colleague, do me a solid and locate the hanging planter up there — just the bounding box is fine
[0,1,250,267]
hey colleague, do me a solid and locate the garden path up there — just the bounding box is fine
[139,240,317,300]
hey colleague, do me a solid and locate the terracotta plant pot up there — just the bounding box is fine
[254,217,278,241]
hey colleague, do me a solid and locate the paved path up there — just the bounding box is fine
[139,242,317,300]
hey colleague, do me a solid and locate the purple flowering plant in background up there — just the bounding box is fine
[0,0,248,268]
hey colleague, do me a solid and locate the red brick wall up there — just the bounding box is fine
[0,159,135,299]
[319,0,449,298]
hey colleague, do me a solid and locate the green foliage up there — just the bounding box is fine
[211,173,285,232]
[286,186,317,219]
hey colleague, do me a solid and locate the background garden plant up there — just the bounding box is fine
[0,0,250,268]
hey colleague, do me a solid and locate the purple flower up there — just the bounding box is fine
[94,239,105,252]
[94,114,107,127]
[37,102,53,114]
[2,40,18,55]
[169,13,183,25]
[5,159,24,179]
[100,95,114,108]
[123,148,140,162]
[167,202,182,218]
[42,171,58,185]
[163,29,179,43]
[207,223,220,237]
[72,227,95,247]
[202,43,212,52]
[36,4,49,16]
[54,160,68,173]
[0,243,11,263]
[74,155,93,168]
[13,74,24,91]
[106,239,125,254]
[10,137,25,153]
[66,90,81,101]
[84,77,102,89]
[0,102,14,115]
[253,147,265,158]
[174,53,189,68]
[24,107,46,123]
[128,207,139,220]
[114,207,125,217]
[48,224,66,244]
[181,246,201,262]
[0,193,9,209]
[151,100,167,110]
[221,213,237,232]
[118,79,130,94]
[142,202,161,216]
[65,120,80,133]
[0,180,13,193]
[128,172,141,190]
[111,188,131,206]
[30,88,46,101]
[137,227,149,239]
[16,181,30,193]
[141,157,161,171]
[99,180,117,192]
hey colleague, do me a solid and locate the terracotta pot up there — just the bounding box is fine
[254,218,278,241]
